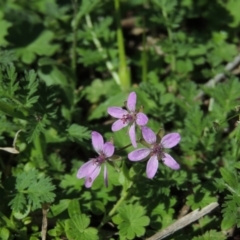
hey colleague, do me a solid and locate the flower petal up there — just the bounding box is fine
[108,107,128,118]
[85,165,101,188]
[112,119,128,131]
[104,164,108,187]
[129,123,137,148]
[136,113,148,126]
[142,126,156,144]
[161,133,181,148]
[103,142,114,157]
[127,92,136,112]
[128,148,151,161]
[92,131,104,154]
[77,160,96,179]
[146,155,159,179]
[162,153,180,170]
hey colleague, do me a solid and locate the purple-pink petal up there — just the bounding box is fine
[77,160,96,179]
[85,165,101,188]
[104,164,108,187]
[127,92,136,112]
[161,133,181,148]
[103,142,114,157]
[92,131,104,154]
[146,155,159,179]
[128,148,151,161]
[129,123,137,148]
[108,107,128,118]
[136,113,148,126]
[142,126,156,144]
[112,119,128,131]
[162,153,180,170]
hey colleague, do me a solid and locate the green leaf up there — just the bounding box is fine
[192,230,225,240]
[221,215,235,230]
[224,0,240,27]
[48,199,71,218]
[220,168,238,189]
[176,58,193,74]
[0,227,10,240]
[88,91,126,120]
[90,200,105,216]
[16,30,59,64]
[75,0,100,24]
[9,170,56,212]
[67,124,91,143]
[68,199,81,219]
[116,204,150,239]
[0,11,12,46]
[186,187,217,210]
[65,214,98,240]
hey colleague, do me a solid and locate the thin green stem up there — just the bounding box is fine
[85,14,121,86]
[162,7,175,72]
[32,133,45,162]
[116,143,133,152]
[98,181,132,229]
[141,18,147,82]
[71,0,78,76]
[114,0,130,90]
[0,100,28,120]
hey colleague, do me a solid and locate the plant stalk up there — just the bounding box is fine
[114,0,130,90]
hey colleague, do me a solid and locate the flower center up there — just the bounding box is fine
[94,154,106,165]
[121,113,135,124]
[151,144,164,159]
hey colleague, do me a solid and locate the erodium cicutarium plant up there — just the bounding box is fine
[77,131,115,188]
[77,92,181,186]
[107,91,148,147]
[128,126,181,179]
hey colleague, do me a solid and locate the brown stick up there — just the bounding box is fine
[41,204,49,240]
[146,202,219,240]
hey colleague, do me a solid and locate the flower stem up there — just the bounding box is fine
[98,181,132,229]
[114,0,130,91]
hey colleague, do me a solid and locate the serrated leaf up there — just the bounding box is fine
[65,214,98,240]
[15,30,59,64]
[220,168,238,189]
[9,170,56,212]
[193,230,225,240]
[221,215,235,230]
[67,124,91,143]
[8,193,26,212]
[117,204,150,239]
[16,170,38,191]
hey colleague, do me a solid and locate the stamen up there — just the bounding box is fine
[121,113,135,124]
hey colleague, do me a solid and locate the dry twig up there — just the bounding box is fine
[146,202,219,240]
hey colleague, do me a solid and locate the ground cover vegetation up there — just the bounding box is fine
[0,0,240,239]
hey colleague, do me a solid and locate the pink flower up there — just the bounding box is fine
[77,131,114,188]
[107,92,148,147]
[128,126,180,179]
